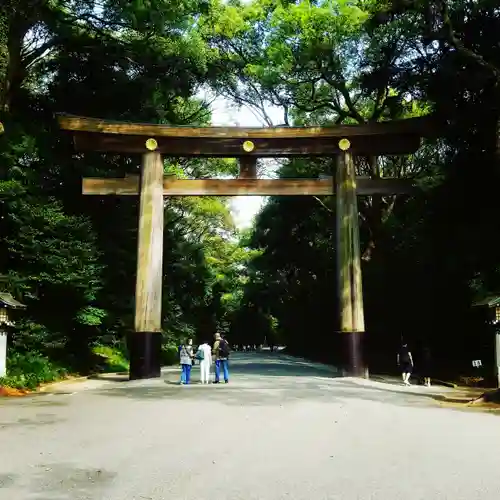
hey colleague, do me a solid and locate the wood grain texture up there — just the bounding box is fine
[58,114,432,138]
[336,152,353,332]
[336,152,365,334]
[134,152,164,332]
[347,154,365,333]
[238,157,257,179]
[71,132,422,156]
[82,176,416,196]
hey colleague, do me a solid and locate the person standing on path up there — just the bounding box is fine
[213,333,230,384]
[196,340,212,384]
[179,338,194,385]
[397,342,414,386]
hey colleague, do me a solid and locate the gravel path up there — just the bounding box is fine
[0,352,499,500]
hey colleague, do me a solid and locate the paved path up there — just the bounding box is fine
[0,352,499,500]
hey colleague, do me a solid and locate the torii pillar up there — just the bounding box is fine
[129,139,164,379]
[336,139,366,377]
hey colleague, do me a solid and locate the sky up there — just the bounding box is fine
[207,95,284,229]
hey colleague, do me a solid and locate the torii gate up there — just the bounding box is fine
[58,114,428,380]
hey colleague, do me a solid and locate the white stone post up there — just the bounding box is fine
[0,330,7,377]
[495,330,500,388]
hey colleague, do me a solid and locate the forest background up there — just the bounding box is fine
[1,0,499,389]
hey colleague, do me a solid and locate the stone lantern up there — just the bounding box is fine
[472,295,500,388]
[0,292,27,377]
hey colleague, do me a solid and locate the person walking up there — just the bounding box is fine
[179,338,194,385]
[213,333,230,384]
[397,342,414,386]
[196,340,212,384]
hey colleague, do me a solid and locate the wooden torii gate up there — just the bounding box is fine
[58,114,427,380]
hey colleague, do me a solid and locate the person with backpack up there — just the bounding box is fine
[213,333,230,384]
[196,340,212,384]
[179,338,194,385]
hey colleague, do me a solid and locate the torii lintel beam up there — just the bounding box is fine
[82,176,417,196]
[57,115,432,157]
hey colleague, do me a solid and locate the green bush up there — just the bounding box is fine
[0,352,68,390]
[161,343,180,366]
[92,345,129,373]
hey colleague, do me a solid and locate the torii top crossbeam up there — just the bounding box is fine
[57,114,433,157]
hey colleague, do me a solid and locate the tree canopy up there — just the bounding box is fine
[208,0,500,378]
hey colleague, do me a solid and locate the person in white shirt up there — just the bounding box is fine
[196,340,213,384]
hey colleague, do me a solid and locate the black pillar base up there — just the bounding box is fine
[128,331,162,380]
[341,331,367,378]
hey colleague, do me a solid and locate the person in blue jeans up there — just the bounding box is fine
[179,339,194,385]
[213,333,230,384]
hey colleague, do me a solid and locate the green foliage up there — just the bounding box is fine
[221,0,500,377]
[0,352,68,390]
[161,343,181,366]
[76,307,107,327]
[92,345,129,373]
[0,0,243,389]
[2,0,500,387]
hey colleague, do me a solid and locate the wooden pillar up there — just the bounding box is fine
[349,155,365,335]
[238,157,257,179]
[336,152,353,333]
[336,150,366,377]
[129,150,164,380]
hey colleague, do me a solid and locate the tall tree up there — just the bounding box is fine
[0,0,240,383]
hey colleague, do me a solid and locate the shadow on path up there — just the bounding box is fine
[91,352,475,413]
[225,353,340,378]
[87,353,337,382]
[2,354,499,416]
